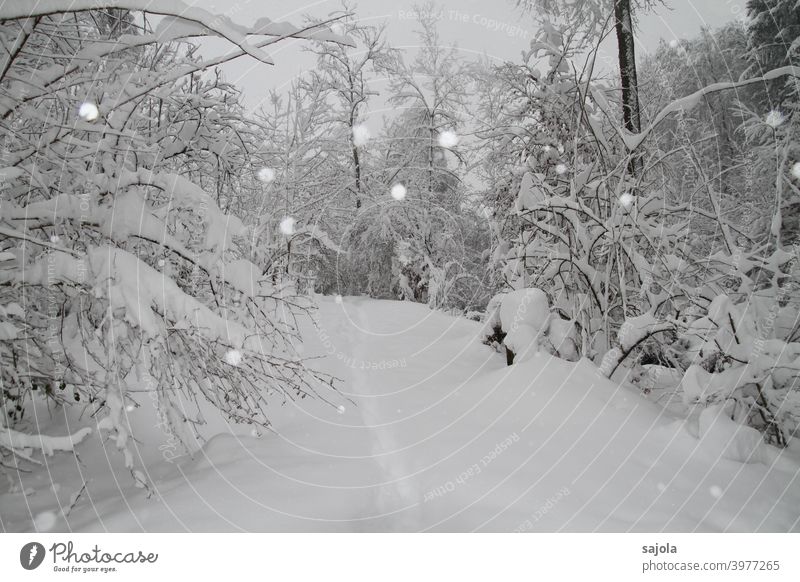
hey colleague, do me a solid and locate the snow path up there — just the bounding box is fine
[2,297,800,532]
[337,300,422,528]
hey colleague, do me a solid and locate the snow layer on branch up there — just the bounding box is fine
[121,169,248,259]
[0,2,354,49]
[617,65,800,152]
[222,259,261,298]
[293,225,344,253]
[13,246,258,349]
[618,312,671,352]
[680,363,769,406]
[2,1,269,65]
[0,423,92,457]
[0,320,19,340]
[93,246,255,347]
[0,167,25,182]
[7,168,246,271]
[515,172,547,213]
[681,365,714,405]
[684,295,776,364]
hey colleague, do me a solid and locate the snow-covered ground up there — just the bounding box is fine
[2,297,799,532]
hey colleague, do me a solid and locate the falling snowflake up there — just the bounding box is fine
[669,39,679,48]
[765,110,785,128]
[619,192,635,210]
[352,124,370,147]
[709,485,723,499]
[34,511,57,532]
[49,234,59,243]
[656,482,666,492]
[257,167,276,183]
[250,428,262,438]
[125,404,135,412]
[330,22,346,36]
[224,349,243,366]
[555,163,568,175]
[279,216,296,235]
[157,259,165,267]
[78,102,99,122]
[437,130,459,148]
[334,294,343,304]
[543,145,551,152]
[391,183,407,201]
[791,162,800,180]
[337,405,346,414]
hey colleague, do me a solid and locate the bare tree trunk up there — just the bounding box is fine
[352,141,362,209]
[350,109,362,209]
[614,0,642,174]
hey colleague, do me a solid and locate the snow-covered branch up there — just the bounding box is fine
[599,65,800,152]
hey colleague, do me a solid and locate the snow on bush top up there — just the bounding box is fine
[515,172,548,213]
[499,288,550,332]
[617,311,671,352]
[497,288,552,359]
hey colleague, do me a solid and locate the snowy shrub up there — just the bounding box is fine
[471,8,800,449]
[476,26,678,358]
[598,293,800,446]
[674,295,800,446]
[482,288,581,364]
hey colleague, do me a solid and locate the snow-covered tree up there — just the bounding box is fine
[301,11,398,296]
[515,0,666,173]
[0,2,349,482]
[371,4,477,308]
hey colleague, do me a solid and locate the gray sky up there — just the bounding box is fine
[190,0,747,113]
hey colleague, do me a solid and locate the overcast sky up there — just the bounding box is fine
[189,0,747,113]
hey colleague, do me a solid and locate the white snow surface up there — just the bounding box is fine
[2,298,799,532]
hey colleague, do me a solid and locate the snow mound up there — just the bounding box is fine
[697,404,769,464]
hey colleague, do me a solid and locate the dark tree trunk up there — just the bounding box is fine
[614,0,642,174]
[352,141,362,209]
[350,108,363,209]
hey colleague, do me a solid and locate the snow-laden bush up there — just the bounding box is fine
[474,12,800,449]
[599,293,800,446]
[482,288,580,364]
[673,295,800,446]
